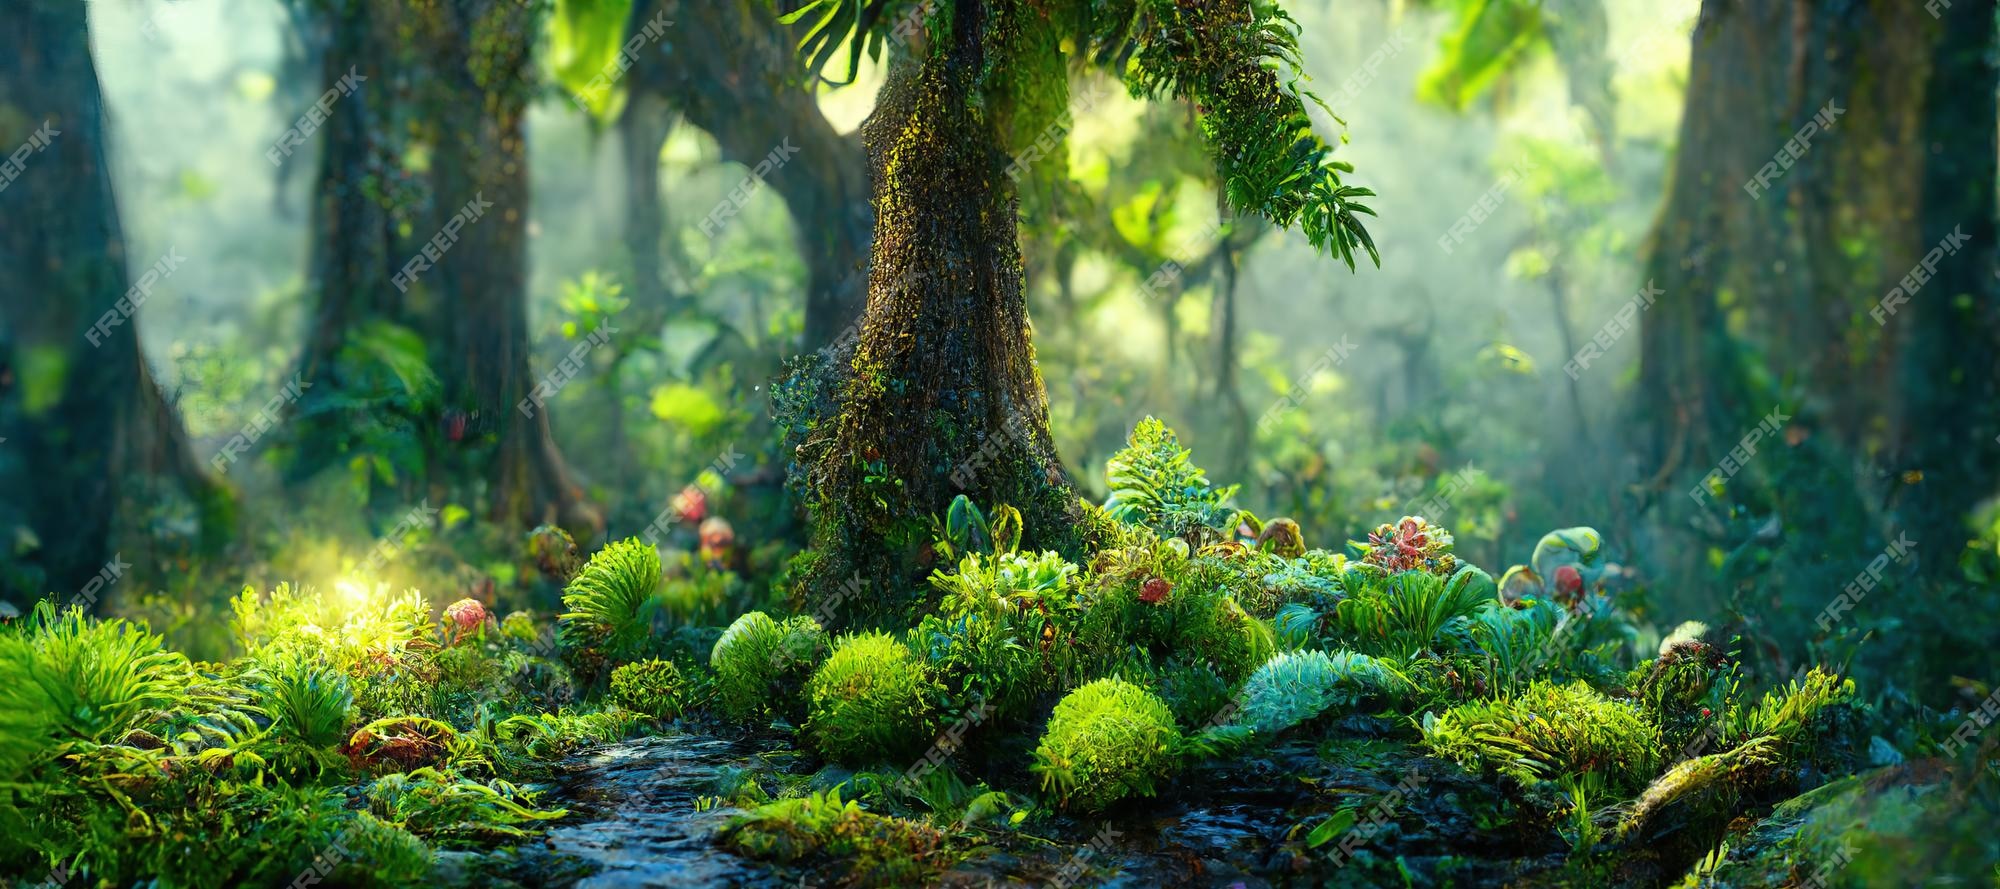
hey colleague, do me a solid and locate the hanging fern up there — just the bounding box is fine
[558,538,663,660]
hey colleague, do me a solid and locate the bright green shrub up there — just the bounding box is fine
[913,550,1085,719]
[712,612,829,722]
[253,649,356,771]
[720,787,943,887]
[1237,649,1411,737]
[609,658,688,718]
[1102,417,1239,540]
[803,633,940,764]
[1421,679,1661,793]
[366,766,567,842]
[558,538,662,661]
[15,601,195,747]
[1030,678,1181,812]
[1330,566,1492,657]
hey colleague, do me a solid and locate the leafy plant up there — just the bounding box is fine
[1030,678,1181,812]
[803,632,941,764]
[558,537,663,664]
[1421,679,1660,794]
[609,658,688,719]
[15,601,194,747]
[365,767,567,842]
[1236,649,1412,737]
[1102,417,1240,541]
[711,611,829,722]
[1330,566,1493,657]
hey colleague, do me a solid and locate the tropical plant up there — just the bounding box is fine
[1330,565,1494,657]
[711,611,829,722]
[1102,417,1240,541]
[1420,679,1660,794]
[1030,678,1182,813]
[803,632,941,764]
[609,658,688,719]
[365,767,568,841]
[558,537,663,664]
[1236,649,1412,737]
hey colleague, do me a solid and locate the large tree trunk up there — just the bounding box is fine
[412,0,602,536]
[622,0,874,350]
[793,0,1089,625]
[0,0,232,606]
[1887,0,1999,577]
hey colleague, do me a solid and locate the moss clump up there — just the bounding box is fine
[608,659,687,719]
[1031,678,1182,812]
[710,612,830,723]
[803,632,940,763]
[720,788,945,887]
[1421,679,1661,794]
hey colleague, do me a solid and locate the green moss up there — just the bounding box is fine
[803,632,941,764]
[1031,678,1181,812]
[608,658,687,719]
[721,788,946,887]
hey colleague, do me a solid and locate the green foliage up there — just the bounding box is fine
[914,549,1085,720]
[1030,678,1181,812]
[1421,679,1660,794]
[1731,667,1856,764]
[608,658,688,719]
[1329,567,1492,657]
[1236,649,1412,737]
[558,537,663,662]
[1102,417,1239,540]
[365,766,567,843]
[12,601,195,749]
[720,787,946,887]
[711,611,830,722]
[1359,516,1460,577]
[1418,0,1546,110]
[804,632,941,764]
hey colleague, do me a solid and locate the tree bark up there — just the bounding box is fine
[793,0,1090,625]
[0,0,232,606]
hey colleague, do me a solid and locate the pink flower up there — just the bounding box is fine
[444,598,488,642]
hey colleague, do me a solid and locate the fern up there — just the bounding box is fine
[1102,417,1238,539]
[1236,649,1413,737]
[1420,679,1660,793]
[558,537,663,659]
[1330,566,1493,657]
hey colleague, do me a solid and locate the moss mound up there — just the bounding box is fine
[710,611,829,722]
[803,632,940,763]
[607,658,686,719]
[1031,677,1181,812]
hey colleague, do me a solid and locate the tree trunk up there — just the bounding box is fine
[0,0,232,606]
[623,0,874,350]
[412,0,602,536]
[793,0,1090,625]
[1889,0,1999,577]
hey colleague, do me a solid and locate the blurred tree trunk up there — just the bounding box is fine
[411,0,603,536]
[794,0,1088,624]
[0,0,232,606]
[622,0,874,350]
[1888,0,1999,576]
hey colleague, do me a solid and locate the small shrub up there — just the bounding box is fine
[609,658,688,719]
[1421,679,1660,793]
[712,612,829,722]
[1237,649,1411,737]
[1030,678,1181,812]
[558,538,663,664]
[1102,417,1239,541]
[803,633,940,764]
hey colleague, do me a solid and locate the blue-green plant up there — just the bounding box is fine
[1236,649,1413,737]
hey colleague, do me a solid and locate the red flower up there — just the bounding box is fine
[673,485,708,525]
[1554,565,1584,598]
[1139,577,1171,605]
[443,598,488,644]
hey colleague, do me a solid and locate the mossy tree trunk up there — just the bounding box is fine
[0,0,233,606]
[621,0,874,350]
[1888,0,1998,578]
[796,0,1088,625]
[412,0,602,536]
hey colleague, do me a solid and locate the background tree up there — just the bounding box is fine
[0,0,233,607]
